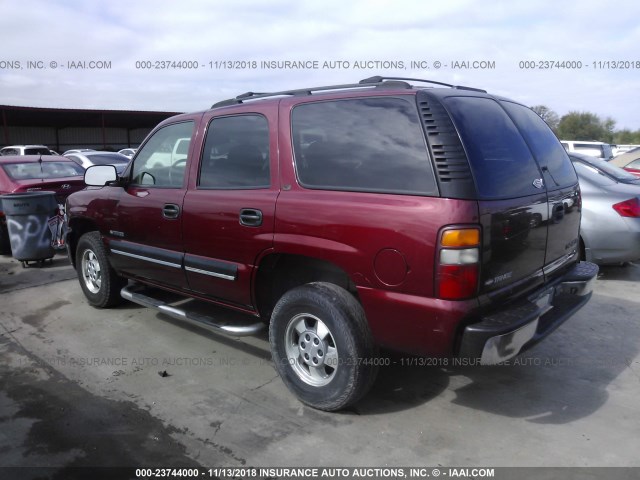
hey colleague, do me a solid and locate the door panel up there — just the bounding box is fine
[182,190,277,307]
[544,184,581,274]
[478,193,549,295]
[109,186,188,288]
[182,112,278,308]
[107,120,197,289]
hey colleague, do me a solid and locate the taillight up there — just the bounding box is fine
[436,227,481,300]
[612,198,640,218]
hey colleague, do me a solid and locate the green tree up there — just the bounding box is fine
[613,129,640,144]
[556,111,614,142]
[531,105,559,132]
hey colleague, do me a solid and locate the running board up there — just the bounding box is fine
[121,285,265,337]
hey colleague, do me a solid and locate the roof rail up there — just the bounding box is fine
[211,81,392,108]
[359,76,487,93]
[211,76,485,108]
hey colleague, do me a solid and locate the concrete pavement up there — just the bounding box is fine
[1,253,639,473]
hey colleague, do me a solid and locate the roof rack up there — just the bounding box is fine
[359,76,487,93]
[211,76,485,108]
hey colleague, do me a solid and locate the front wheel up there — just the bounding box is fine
[76,231,125,308]
[269,282,378,411]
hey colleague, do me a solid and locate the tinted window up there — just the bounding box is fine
[443,97,542,199]
[199,115,270,189]
[3,162,84,180]
[292,98,436,196]
[501,101,578,189]
[131,121,194,187]
[574,143,602,150]
[24,147,51,155]
[2,148,19,156]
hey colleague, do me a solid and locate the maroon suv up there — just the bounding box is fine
[65,76,598,411]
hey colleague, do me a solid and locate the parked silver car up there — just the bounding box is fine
[118,148,137,158]
[1,145,51,156]
[570,153,640,264]
[64,151,131,174]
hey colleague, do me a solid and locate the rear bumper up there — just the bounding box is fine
[458,261,599,364]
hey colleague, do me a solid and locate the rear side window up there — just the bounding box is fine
[443,97,542,199]
[501,101,578,189]
[292,97,437,196]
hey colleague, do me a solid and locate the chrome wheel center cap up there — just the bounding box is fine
[298,331,325,367]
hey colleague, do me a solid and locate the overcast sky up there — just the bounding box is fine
[1,0,639,129]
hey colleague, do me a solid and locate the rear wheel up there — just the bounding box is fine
[269,282,378,411]
[76,232,125,308]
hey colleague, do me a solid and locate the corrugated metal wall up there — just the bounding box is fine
[3,125,152,151]
[5,127,57,145]
[0,106,179,152]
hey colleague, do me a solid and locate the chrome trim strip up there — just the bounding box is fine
[543,251,576,276]
[111,249,182,269]
[185,266,236,281]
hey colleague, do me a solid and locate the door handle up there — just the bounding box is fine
[239,208,263,227]
[163,203,180,219]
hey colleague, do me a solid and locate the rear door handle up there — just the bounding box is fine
[239,208,263,227]
[163,203,180,219]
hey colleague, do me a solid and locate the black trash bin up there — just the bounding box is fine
[0,191,58,267]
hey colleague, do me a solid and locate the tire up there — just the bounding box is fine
[269,282,378,411]
[75,231,125,308]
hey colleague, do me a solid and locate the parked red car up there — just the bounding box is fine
[623,160,640,178]
[0,155,85,253]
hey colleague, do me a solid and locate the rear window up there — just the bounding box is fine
[24,147,52,155]
[443,96,542,199]
[573,143,605,156]
[2,162,84,180]
[292,97,437,196]
[500,101,578,189]
[85,153,129,165]
[572,155,638,183]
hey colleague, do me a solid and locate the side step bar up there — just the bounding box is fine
[121,285,265,337]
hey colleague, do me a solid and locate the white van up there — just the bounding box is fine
[560,140,614,160]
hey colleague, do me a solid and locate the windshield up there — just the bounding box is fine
[2,162,85,180]
[572,156,639,183]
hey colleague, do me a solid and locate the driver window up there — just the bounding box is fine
[131,121,194,187]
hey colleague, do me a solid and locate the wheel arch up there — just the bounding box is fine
[254,253,359,321]
[67,217,100,269]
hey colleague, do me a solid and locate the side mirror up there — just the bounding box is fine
[85,165,117,186]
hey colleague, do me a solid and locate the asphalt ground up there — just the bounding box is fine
[1,252,639,478]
